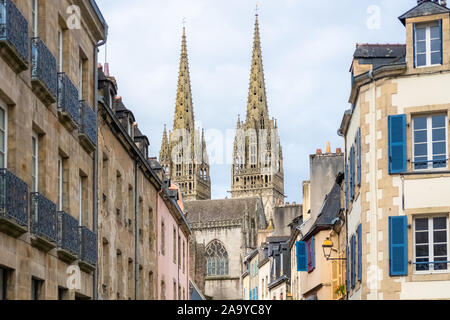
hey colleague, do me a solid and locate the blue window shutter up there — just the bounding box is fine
[350,146,355,199]
[389,216,408,276]
[297,241,307,272]
[346,245,350,293]
[312,236,316,270]
[345,162,349,210]
[357,224,362,282]
[388,114,407,174]
[439,20,443,65]
[256,287,258,300]
[351,235,356,289]
[413,23,416,68]
[249,289,252,300]
[357,128,362,186]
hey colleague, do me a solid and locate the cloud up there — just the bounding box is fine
[96,0,415,203]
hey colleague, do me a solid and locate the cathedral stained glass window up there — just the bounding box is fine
[206,240,229,276]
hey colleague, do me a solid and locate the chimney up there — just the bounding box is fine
[316,149,322,155]
[104,62,110,77]
[336,148,342,154]
[326,141,331,154]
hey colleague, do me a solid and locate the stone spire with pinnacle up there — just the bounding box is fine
[159,26,211,201]
[231,12,284,223]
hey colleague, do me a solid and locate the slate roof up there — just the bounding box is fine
[185,197,262,224]
[266,236,291,243]
[399,1,450,25]
[353,44,406,70]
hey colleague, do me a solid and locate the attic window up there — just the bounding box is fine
[415,21,442,68]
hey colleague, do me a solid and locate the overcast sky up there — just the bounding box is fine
[95,0,415,203]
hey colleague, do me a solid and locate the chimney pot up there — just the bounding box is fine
[336,148,342,154]
[316,149,323,155]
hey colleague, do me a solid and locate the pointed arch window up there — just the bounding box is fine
[250,135,257,167]
[206,240,229,276]
[260,113,265,129]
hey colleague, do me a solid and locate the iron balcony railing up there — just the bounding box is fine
[0,169,28,227]
[79,226,97,266]
[57,211,80,258]
[57,73,80,126]
[30,192,57,244]
[0,0,29,72]
[31,37,57,103]
[79,100,98,148]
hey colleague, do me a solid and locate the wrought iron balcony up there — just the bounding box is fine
[79,101,97,152]
[31,37,57,106]
[57,73,80,130]
[30,192,57,252]
[0,169,28,237]
[79,226,97,271]
[57,211,80,263]
[0,0,29,72]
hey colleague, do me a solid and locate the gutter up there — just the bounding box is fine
[93,27,107,301]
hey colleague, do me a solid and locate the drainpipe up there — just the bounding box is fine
[93,31,108,301]
[134,158,139,300]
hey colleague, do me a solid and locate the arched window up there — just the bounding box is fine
[206,240,229,276]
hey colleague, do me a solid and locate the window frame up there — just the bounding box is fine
[415,21,442,68]
[32,0,38,38]
[413,215,450,275]
[57,156,63,211]
[31,132,39,193]
[0,102,7,169]
[412,113,448,171]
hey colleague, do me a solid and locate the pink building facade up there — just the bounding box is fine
[157,184,190,300]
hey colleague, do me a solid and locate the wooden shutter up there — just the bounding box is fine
[351,235,356,289]
[357,224,362,282]
[296,241,307,272]
[389,216,408,276]
[439,20,443,65]
[388,115,407,174]
[357,128,362,186]
[413,23,416,68]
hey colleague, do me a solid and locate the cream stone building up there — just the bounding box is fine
[0,0,106,299]
[339,0,450,300]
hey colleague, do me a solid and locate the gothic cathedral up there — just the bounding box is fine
[159,27,212,201]
[231,14,285,222]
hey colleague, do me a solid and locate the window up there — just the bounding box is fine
[178,235,181,268]
[31,278,43,300]
[148,272,154,299]
[183,241,186,273]
[160,281,165,300]
[79,174,87,226]
[31,133,38,192]
[32,0,38,37]
[57,27,63,73]
[57,156,63,211]
[173,227,177,264]
[161,219,165,256]
[102,239,109,288]
[79,58,83,100]
[0,104,7,168]
[250,135,257,166]
[414,216,449,273]
[0,268,6,300]
[127,258,133,299]
[415,21,442,67]
[58,287,68,300]
[173,281,176,300]
[116,250,123,298]
[413,114,448,170]
[206,240,229,276]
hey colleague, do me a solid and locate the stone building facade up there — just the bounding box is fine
[0,0,106,299]
[231,14,284,224]
[340,0,450,300]
[159,27,211,202]
[96,66,164,300]
[185,197,266,300]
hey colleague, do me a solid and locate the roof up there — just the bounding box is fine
[353,44,406,70]
[399,1,450,25]
[354,44,406,59]
[266,236,291,243]
[185,197,262,224]
[301,173,344,241]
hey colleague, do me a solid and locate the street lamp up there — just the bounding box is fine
[322,238,346,261]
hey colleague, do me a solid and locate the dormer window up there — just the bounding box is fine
[414,21,442,68]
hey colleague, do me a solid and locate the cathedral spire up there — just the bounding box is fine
[173,26,195,133]
[246,12,269,128]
